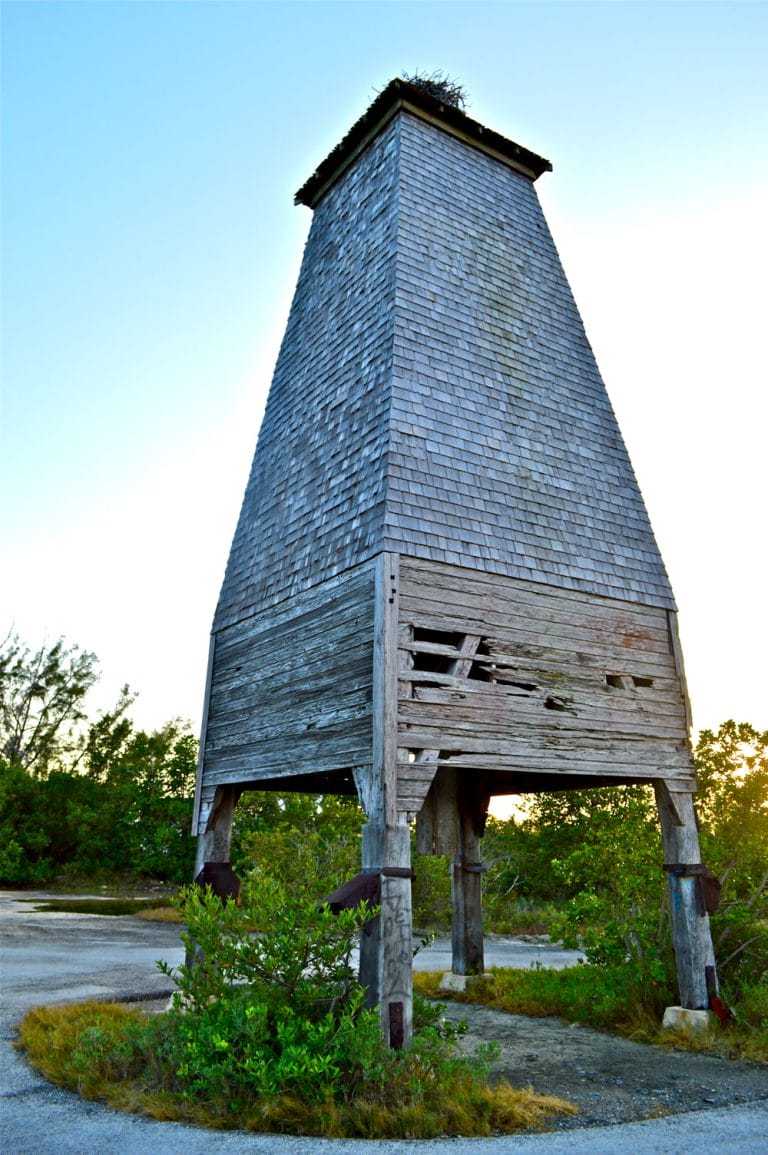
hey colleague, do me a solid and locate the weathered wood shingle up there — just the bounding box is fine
[213,119,399,631]
[214,88,673,638]
[385,114,673,608]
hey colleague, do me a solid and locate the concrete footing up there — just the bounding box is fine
[438,971,493,993]
[439,971,469,992]
[662,1006,713,1035]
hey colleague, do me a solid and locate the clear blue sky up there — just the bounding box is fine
[2,1,766,737]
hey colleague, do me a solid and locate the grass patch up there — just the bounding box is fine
[414,963,663,1032]
[24,898,175,917]
[17,1001,576,1138]
[414,964,768,1064]
[134,905,183,923]
[655,978,768,1064]
[485,901,560,938]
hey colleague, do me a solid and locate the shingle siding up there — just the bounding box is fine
[213,105,674,636]
[213,119,399,632]
[385,114,673,608]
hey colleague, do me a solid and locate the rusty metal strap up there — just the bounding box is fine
[381,867,415,879]
[461,861,486,874]
[388,1001,405,1049]
[319,871,380,913]
[663,863,721,914]
[195,862,241,905]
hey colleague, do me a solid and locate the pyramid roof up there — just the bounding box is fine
[214,82,673,633]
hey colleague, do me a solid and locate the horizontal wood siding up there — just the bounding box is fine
[397,557,694,811]
[201,561,375,797]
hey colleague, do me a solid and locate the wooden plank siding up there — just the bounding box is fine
[196,551,696,831]
[197,560,376,832]
[396,556,695,812]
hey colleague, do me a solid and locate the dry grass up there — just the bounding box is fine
[17,1001,576,1138]
[641,1017,768,1064]
[16,1003,141,1099]
[133,905,183,923]
[414,967,768,1065]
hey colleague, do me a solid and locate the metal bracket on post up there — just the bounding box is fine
[663,863,721,914]
[194,861,241,905]
[388,1001,405,1049]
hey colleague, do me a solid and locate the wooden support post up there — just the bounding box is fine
[193,784,239,878]
[357,827,382,1008]
[654,783,718,1010]
[452,812,484,975]
[451,778,487,976]
[357,553,414,1046]
[187,784,239,968]
[359,821,414,1047]
[415,766,458,856]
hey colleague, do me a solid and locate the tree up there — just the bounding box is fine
[518,786,671,978]
[232,792,364,899]
[0,630,199,884]
[79,685,136,780]
[77,716,198,879]
[694,721,768,988]
[0,758,51,882]
[0,632,99,774]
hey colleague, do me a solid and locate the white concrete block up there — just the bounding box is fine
[439,972,469,993]
[662,1006,713,1034]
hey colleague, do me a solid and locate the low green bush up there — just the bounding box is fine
[18,880,576,1138]
[158,881,386,1107]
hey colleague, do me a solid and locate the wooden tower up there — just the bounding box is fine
[192,79,718,1044]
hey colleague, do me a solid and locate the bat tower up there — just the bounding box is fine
[192,79,718,1045]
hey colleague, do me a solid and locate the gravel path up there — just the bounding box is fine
[438,1000,768,1129]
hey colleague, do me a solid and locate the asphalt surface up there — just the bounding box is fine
[2,891,767,1153]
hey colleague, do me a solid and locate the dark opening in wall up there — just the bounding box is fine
[605,673,655,690]
[411,627,465,674]
[466,638,494,681]
[412,627,465,646]
[544,696,567,711]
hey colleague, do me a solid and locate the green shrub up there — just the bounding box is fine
[162,878,366,1014]
[157,880,379,1105]
[412,852,453,927]
[19,879,576,1137]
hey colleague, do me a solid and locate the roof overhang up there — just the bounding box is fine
[295,78,552,209]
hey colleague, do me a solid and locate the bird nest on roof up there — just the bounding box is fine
[400,70,467,111]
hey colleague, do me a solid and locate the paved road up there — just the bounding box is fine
[2,891,766,1153]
